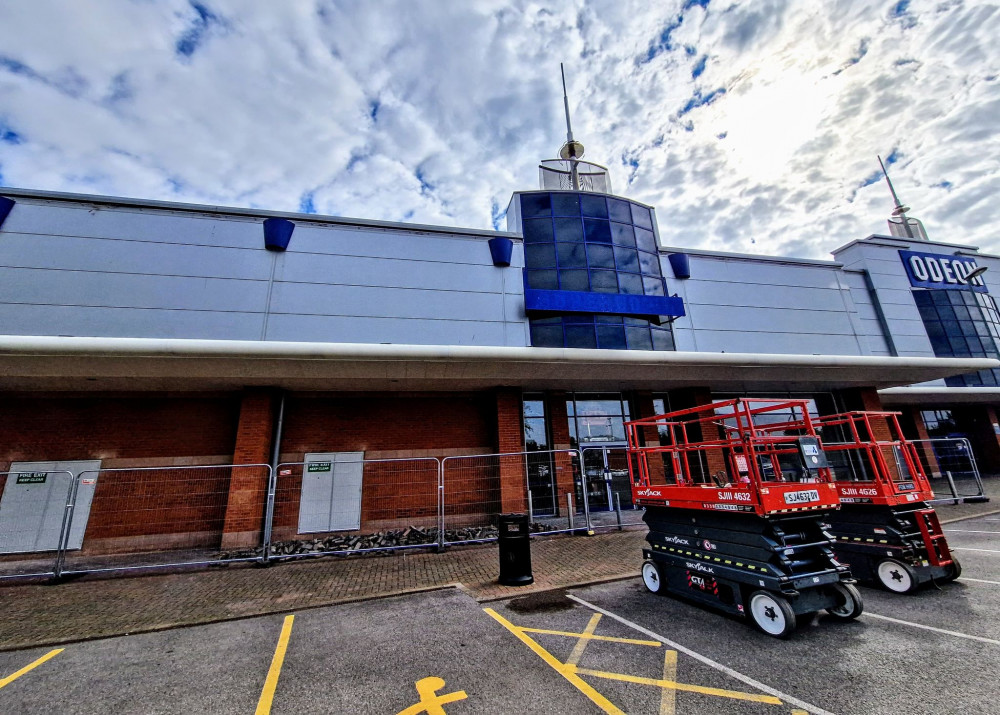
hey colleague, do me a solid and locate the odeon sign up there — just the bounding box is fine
[899,250,988,292]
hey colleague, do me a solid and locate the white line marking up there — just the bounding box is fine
[961,577,1000,586]
[944,530,1000,534]
[864,612,1000,645]
[952,547,1000,554]
[566,595,836,715]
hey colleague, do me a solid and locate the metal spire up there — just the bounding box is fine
[878,155,914,238]
[561,63,574,146]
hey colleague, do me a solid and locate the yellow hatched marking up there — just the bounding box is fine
[574,667,783,705]
[0,649,63,690]
[518,627,661,647]
[484,609,626,715]
[255,614,295,715]
[397,677,467,715]
[660,649,678,715]
[566,613,602,667]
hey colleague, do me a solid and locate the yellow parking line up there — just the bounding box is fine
[574,667,783,705]
[566,613,602,667]
[484,608,626,715]
[518,627,662,647]
[255,614,295,715]
[0,649,63,690]
[660,649,677,715]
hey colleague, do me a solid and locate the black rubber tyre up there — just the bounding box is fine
[826,582,864,620]
[641,560,665,594]
[943,556,962,582]
[876,558,919,594]
[747,590,796,638]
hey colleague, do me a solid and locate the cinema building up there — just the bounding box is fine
[0,145,996,570]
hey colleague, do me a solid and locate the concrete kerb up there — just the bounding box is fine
[940,507,1000,524]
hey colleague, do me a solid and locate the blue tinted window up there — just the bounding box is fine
[618,273,644,295]
[559,269,589,291]
[614,246,639,272]
[521,193,551,218]
[551,193,581,216]
[565,324,597,348]
[638,251,659,274]
[580,194,608,218]
[531,323,563,347]
[556,242,587,268]
[597,324,627,349]
[523,218,554,244]
[554,217,584,242]
[608,198,631,224]
[651,326,675,350]
[584,219,613,243]
[632,204,653,229]
[634,227,657,253]
[643,276,665,296]
[525,243,556,268]
[529,315,675,352]
[590,270,618,293]
[611,222,635,247]
[526,269,558,290]
[587,244,616,269]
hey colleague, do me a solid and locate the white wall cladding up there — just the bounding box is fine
[0,197,527,347]
[665,253,875,356]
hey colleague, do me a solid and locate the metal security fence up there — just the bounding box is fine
[267,457,441,560]
[55,464,272,577]
[0,470,76,580]
[911,438,988,503]
[580,447,645,531]
[442,449,589,544]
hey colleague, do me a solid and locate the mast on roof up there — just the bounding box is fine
[879,155,928,240]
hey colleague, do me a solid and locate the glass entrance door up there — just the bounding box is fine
[580,444,632,512]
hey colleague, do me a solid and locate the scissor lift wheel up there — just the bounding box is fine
[825,583,864,620]
[748,591,796,639]
[877,558,918,594]
[641,560,664,594]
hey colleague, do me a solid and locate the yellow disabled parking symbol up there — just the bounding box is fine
[397,676,467,715]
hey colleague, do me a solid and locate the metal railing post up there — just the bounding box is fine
[579,450,592,533]
[567,493,575,531]
[437,458,446,552]
[945,470,960,504]
[261,465,277,564]
[615,493,623,531]
[52,470,80,580]
[527,490,534,524]
[962,438,986,498]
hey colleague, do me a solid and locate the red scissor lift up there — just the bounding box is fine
[814,410,960,593]
[628,398,862,638]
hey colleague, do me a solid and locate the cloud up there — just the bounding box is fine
[0,0,997,263]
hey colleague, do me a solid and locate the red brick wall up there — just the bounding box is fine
[221,390,277,548]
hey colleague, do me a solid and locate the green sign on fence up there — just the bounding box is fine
[307,462,332,473]
[15,472,48,484]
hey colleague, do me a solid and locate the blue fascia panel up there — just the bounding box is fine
[524,288,685,318]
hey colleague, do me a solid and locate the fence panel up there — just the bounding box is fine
[53,464,272,577]
[0,470,75,580]
[911,438,987,503]
[268,458,441,560]
[580,447,645,531]
[441,449,587,544]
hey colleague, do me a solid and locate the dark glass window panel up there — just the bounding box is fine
[523,399,546,417]
[614,246,640,271]
[596,324,627,350]
[643,276,666,296]
[947,291,966,306]
[634,227,657,253]
[611,222,636,247]
[565,324,597,348]
[631,203,653,229]
[916,304,939,321]
[522,218,554,244]
[651,327,675,351]
[559,269,590,291]
[530,323,563,347]
[638,251,660,274]
[965,371,984,386]
[943,321,964,337]
[608,198,631,224]
[526,269,558,290]
[523,417,549,450]
[929,334,951,354]
[584,219,613,243]
[624,317,649,326]
[954,305,972,321]
[618,273,644,295]
[525,243,556,268]
[948,335,970,355]
[587,244,616,269]
[551,192,581,217]
[594,314,623,325]
[590,270,619,293]
[936,303,957,321]
[975,321,992,337]
[520,193,551,218]
[554,217,585,242]
[580,194,609,218]
[912,291,933,307]
[556,242,588,268]
[626,327,653,350]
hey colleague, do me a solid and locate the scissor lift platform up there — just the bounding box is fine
[628,399,861,638]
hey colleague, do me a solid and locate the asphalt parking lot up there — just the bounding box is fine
[1,514,997,714]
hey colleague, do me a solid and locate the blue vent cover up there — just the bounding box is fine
[488,237,513,267]
[0,196,14,231]
[524,288,685,318]
[263,217,295,251]
[668,252,691,279]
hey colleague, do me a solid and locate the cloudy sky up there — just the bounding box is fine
[0,0,997,259]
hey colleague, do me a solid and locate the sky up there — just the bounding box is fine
[0,0,997,260]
